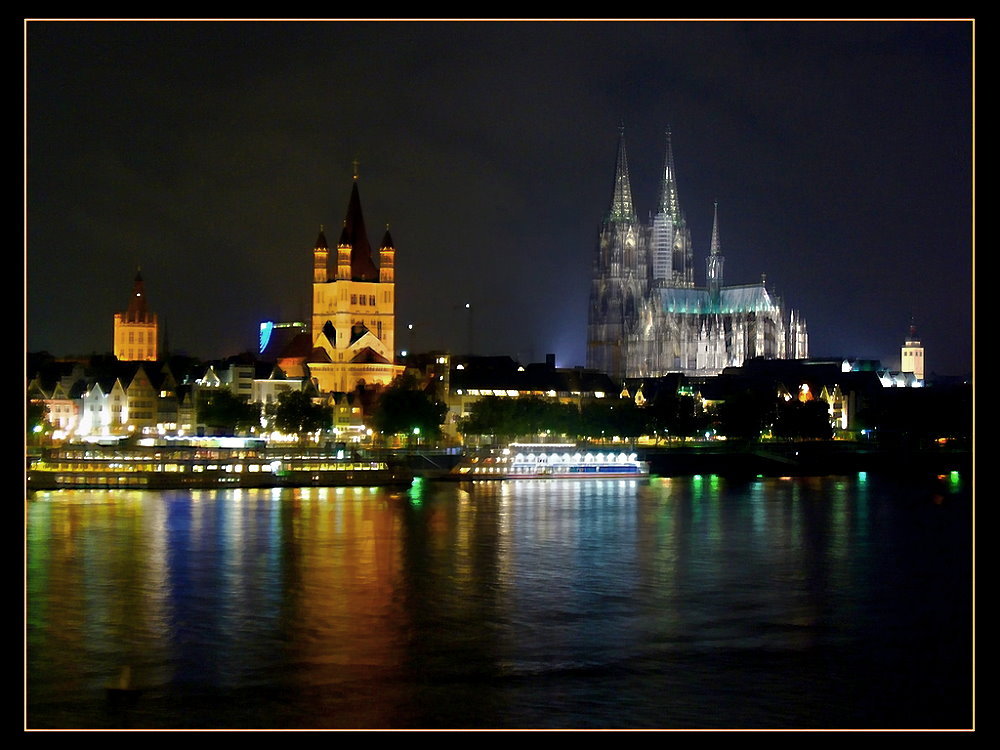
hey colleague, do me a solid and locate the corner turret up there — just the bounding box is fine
[379,225,395,283]
[313,225,329,283]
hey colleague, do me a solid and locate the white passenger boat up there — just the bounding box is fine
[452,442,649,479]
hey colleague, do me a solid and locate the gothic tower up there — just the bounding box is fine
[113,268,158,362]
[309,167,400,393]
[587,127,648,381]
[651,128,694,289]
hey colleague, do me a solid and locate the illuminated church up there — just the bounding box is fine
[113,268,158,362]
[307,168,401,393]
[587,129,808,381]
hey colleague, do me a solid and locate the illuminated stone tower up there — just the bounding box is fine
[587,126,647,380]
[651,128,694,289]
[113,268,158,362]
[901,320,925,381]
[308,166,400,393]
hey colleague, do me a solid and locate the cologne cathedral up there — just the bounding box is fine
[587,128,808,381]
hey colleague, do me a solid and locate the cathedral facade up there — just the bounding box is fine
[308,171,401,393]
[587,129,808,381]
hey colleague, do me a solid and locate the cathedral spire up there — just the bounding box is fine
[710,201,721,256]
[658,127,681,219]
[341,174,378,281]
[607,125,636,223]
[707,201,724,304]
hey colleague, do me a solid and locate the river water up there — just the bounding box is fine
[26,472,972,729]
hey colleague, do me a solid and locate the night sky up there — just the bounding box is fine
[26,21,973,377]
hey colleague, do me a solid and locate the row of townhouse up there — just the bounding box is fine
[30,358,200,438]
[27,355,367,440]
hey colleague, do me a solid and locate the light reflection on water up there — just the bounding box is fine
[26,473,971,729]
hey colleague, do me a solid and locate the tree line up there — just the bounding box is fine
[459,390,832,442]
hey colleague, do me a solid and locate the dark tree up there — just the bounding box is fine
[461,396,581,441]
[648,392,704,439]
[272,390,332,436]
[774,398,833,439]
[372,374,447,439]
[27,399,49,440]
[717,389,777,441]
[579,399,644,440]
[198,390,262,434]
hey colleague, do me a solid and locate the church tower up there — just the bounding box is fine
[308,166,400,393]
[113,268,158,362]
[651,128,694,289]
[901,319,925,381]
[587,126,647,380]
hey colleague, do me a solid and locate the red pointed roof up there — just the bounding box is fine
[122,268,154,322]
[349,346,391,364]
[341,180,378,281]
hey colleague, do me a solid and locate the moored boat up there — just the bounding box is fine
[27,443,412,490]
[452,442,649,479]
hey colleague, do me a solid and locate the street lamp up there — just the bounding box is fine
[465,303,473,355]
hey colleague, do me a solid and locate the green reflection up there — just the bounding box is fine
[409,476,425,506]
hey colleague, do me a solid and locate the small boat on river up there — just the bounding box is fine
[452,442,649,480]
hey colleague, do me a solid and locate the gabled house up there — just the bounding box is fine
[123,363,157,435]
